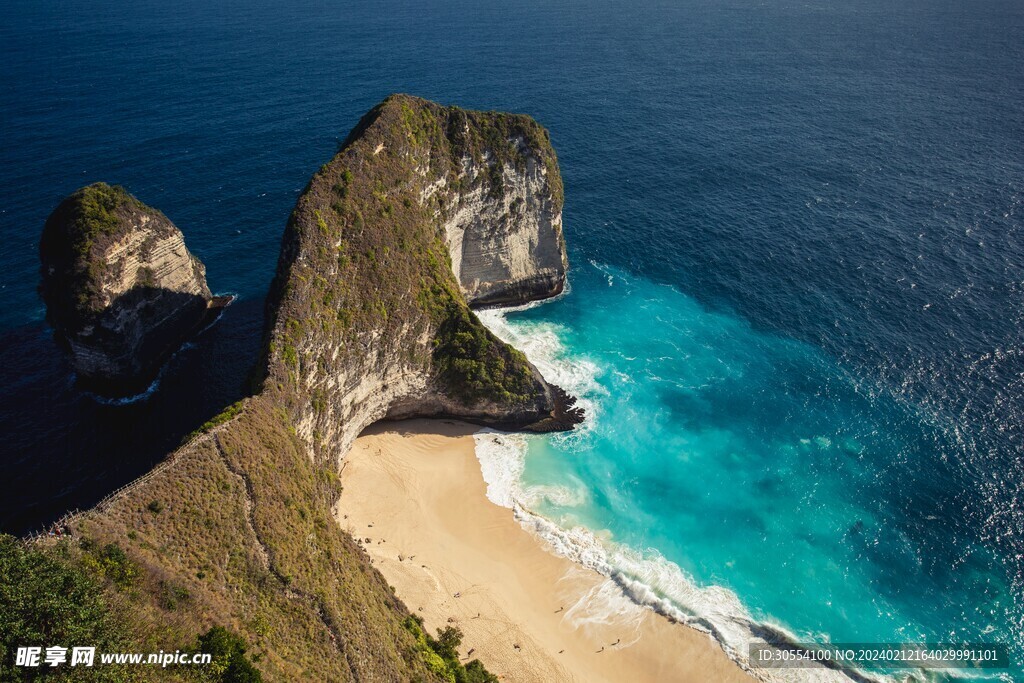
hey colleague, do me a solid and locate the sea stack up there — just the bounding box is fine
[39,182,218,396]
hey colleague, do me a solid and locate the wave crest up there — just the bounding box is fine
[474,304,872,683]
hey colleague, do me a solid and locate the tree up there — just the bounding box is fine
[0,535,120,682]
[197,626,262,682]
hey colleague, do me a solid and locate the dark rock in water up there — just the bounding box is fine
[524,386,586,432]
[39,182,219,397]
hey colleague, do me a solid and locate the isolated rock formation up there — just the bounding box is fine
[39,183,219,395]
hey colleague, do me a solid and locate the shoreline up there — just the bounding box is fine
[336,419,753,682]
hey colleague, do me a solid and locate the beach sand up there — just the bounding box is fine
[336,419,753,683]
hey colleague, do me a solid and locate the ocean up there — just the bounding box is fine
[2,0,1022,679]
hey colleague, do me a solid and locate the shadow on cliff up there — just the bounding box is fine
[358,418,480,441]
[51,286,225,398]
[0,296,264,535]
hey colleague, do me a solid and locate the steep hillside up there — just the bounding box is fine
[13,96,578,681]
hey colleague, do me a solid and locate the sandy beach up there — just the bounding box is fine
[336,419,753,683]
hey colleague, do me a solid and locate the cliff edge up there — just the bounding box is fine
[263,94,580,461]
[439,102,567,306]
[39,183,221,396]
[20,96,579,682]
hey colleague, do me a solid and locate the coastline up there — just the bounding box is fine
[336,419,753,682]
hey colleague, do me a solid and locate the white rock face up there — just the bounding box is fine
[95,213,210,306]
[442,140,567,307]
[69,216,212,382]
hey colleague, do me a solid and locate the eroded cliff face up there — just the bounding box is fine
[40,183,215,395]
[263,94,579,461]
[440,129,567,307]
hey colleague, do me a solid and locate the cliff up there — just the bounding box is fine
[39,183,220,396]
[17,96,578,682]
[438,105,567,307]
[264,94,579,461]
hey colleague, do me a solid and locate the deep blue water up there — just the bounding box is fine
[2,0,1022,678]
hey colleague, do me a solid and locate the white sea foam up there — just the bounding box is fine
[84,373,164,406]
[472,430,527,509]
[521,482,589,508]
[474,304,875,683]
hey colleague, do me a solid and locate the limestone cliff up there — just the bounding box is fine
[263,94,580,461]
[439,107,567,307]
[39,183,219,395]
[24,96,579,682]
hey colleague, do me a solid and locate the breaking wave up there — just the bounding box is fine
[474,305,866,683]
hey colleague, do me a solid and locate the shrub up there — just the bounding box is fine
[463,659,499,683]
[96,542,138,589]
[402,615,498,683]
[197,625,263,682]
[157,580,191,611]
[0,535,122,682]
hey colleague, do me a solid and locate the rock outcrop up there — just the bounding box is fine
[39,183,222,395]
[439,109,567,307]
[263,94,581,461]
[28,96,581,681]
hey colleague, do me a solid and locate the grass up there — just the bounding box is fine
[183,400,246,443]
[43,400,452,680]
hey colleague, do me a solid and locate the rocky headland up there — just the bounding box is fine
[262,94,581,462]
[16,95,582,681]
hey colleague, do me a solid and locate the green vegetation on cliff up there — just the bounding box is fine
[21,94,566,681]
[445,106,563,206]
[57,183,139,258]
[39,183,148,317]
[432,302,537,404]
[197,626,263,682]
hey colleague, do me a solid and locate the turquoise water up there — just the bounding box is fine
[3,0,1022,678]
[480,262,1019,679]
